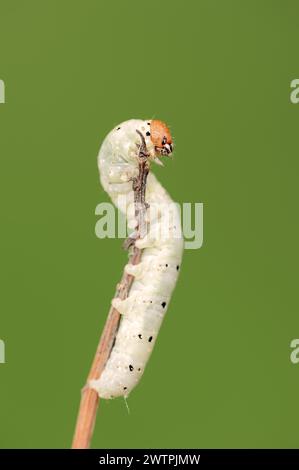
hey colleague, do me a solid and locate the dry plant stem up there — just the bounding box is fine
[72,140,149,449]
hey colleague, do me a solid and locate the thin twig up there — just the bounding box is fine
[72,134,149,449]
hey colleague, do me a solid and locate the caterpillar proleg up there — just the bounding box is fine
[90,119,184,399]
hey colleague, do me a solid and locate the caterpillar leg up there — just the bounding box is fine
[111,297,130,315]
[124,262,145,278]
[135,235,155,250]
[122,231,138,250]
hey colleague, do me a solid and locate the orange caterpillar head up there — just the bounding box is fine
[150,120,173,156]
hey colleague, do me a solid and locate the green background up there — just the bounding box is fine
[0,0,298,449]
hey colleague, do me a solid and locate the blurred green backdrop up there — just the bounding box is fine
[0,0,298,449]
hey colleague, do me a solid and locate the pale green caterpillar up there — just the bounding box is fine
[90,119,184,399]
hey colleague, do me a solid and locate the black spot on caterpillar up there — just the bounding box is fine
[123,387,127,390]
[161,302,167,308]
[138,334,142,339]
[146,131,151,136]
[176,265,180,271]
[129,365,134,371]
[116,127,121,130]
[148,336,153,342]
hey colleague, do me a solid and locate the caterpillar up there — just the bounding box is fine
[90,119,184,399]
